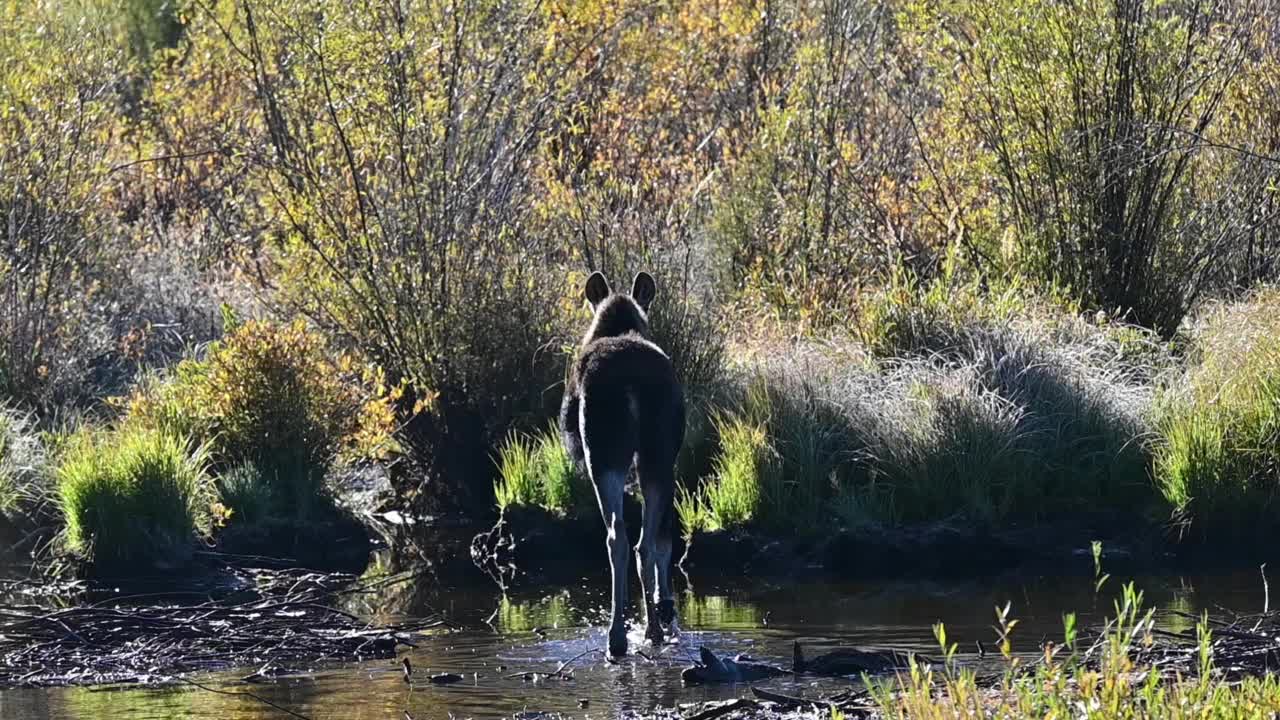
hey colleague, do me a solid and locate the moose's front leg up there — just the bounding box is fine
[596,470,630,658]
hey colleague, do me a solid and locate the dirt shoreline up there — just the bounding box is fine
[467,505,1262,588]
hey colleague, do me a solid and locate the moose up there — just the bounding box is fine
[560,271,685,657]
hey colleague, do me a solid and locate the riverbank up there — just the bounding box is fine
[5,284,1280,591]
[468,502,1268,590]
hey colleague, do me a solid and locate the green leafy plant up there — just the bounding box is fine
[699,413,776,531]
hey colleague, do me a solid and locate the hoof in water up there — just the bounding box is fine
[608,628,628,659]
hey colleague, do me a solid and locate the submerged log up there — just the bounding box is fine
[793,641,922,676]
[682,642,923,685]
[681,647,789,685]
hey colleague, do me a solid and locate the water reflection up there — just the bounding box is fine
[0,566,1273,719]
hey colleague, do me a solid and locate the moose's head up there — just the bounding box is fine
[581,271,657,343]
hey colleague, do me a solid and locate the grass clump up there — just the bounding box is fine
[56,427,212,570]
[1156,289,1280,542]
[684,282,1161,537]
[861,340,1154,527]
[699,413,773,531]
[214,463,273,528]
[847,272,1158,527]
[494,427,594,518]
[682,366,864,537]
[124,319,396,523]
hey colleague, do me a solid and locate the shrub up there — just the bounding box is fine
[904,0,1272,335]
[0,6,130,407]
[119,0,183,63]
[57,427,212,570]
[710,0,924,321]
[125,320,396,521]
[494,428,594,518]
[180,0,575,509]
[1156,289,1280,541]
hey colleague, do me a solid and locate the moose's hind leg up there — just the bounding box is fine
[595,469,630,657]
[636,494,662,645]
[639,462,677,635]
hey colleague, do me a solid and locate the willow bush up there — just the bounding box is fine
[903,0,1275,335]
[0,6,131,408]
[158,0,595,506]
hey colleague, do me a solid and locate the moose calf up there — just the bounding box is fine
[560,271,685,658]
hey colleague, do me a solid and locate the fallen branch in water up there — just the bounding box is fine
[502,647,603,680]
[0,568,444,688]
[175,677,315,720]
[685,698,757,720]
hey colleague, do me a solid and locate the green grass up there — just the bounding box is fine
[675,482,712,541]
[1156,289,1280,542]
[57,427,212,570]
[494,426,594,518]
[0,412,16,515]
[699,412,772,530]
[215,462,273,527]
[866,583,1280,719]
[681,369,863,537]
[680,281,1162,538]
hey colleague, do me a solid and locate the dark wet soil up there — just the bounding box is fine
[472,505,1177,587]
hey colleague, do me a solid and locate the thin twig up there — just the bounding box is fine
[174,676,314,720]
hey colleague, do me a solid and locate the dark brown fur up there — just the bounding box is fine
[559,271,684,657]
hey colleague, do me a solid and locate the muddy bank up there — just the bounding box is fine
[0,565,442,688]
[467,506,1277,587]
[212,509,374,574]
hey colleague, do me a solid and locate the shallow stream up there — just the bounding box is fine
[0,564,1270,719]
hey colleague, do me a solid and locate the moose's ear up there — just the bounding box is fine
[631,271,657,311]
[584,271,611,308]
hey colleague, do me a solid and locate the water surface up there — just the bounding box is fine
[0,566,1270,719]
